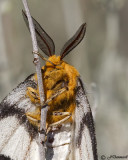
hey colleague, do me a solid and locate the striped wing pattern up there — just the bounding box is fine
[0,76,97,160]
[0,74,40,160]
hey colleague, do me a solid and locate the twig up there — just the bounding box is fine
[22,0,48,159]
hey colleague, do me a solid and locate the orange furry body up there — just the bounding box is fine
[26,55,79,127]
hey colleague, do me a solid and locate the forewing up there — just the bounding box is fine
[22,10,55,57]
[70,77,98,160]
[0,74,41,160]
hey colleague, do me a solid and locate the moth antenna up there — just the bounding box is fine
[60,23,86,59]
[22,10,55,57]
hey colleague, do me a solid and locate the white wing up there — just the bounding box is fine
[0,74,40,160]
[70,77,98,160]
[0,75,98,160]
[46,123,72,160]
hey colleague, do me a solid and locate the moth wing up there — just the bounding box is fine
[46,123,72,160]
[70,77,98,160]
[0,74,41,160]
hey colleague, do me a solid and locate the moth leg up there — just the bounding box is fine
[42,87,67,108]
[26,87,40,104]
[26,107,41,128]
[26,88,67,128]
[50,111,71,127]
[26,87,41,128]
[26,86,66,124]
[46,143,70,148]
[47,112,72,133]
[27,87,67,108]
[53,111,71,116]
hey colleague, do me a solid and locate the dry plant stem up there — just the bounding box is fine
[22,0,47,159]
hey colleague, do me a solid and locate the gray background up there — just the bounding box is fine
[0,0,128,159]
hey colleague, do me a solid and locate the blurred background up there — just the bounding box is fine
[0,0,128,159]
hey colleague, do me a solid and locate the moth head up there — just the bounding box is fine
[22,10,86,66]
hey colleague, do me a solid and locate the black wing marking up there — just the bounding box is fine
[0,155,12,160]
[71,77,98,160]
[60,23,86,59]
[0,74,41,160]
[0,74,38,138]
[22,10,55,57]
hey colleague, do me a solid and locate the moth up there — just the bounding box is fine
[0,11,98,160]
